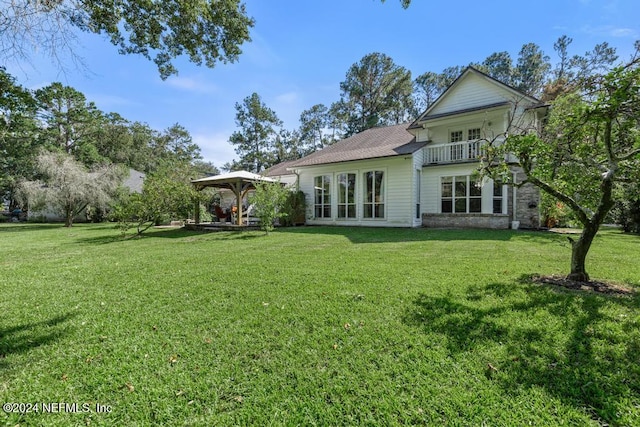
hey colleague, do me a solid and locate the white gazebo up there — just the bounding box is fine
[191,170,277,225]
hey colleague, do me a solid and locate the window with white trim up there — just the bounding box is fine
[441,176,482,213]
[468,128,481,140]
[337,173,356,219]
[314,175,331,218]
[450,130,463,143]
[363,170,384,218]
[493,180,504,214]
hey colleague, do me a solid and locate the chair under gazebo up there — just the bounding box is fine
[190,170,277,226]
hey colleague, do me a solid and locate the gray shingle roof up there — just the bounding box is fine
[291,123,424,168]
[263,160,298,177]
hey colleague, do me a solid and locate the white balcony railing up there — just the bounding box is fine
[423,140,487,165]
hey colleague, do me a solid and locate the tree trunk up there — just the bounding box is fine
[568,223,598,282]
[65,204,73,227]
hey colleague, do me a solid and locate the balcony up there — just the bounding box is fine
[423,140,487,166]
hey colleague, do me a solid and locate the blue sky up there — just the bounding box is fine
[6,0,639,168]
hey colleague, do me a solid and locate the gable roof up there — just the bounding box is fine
[408,67,542,129]
[290,123,425,168]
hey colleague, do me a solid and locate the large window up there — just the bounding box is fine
[493,180,504,214]
[441,176,482,213]
[314,175,331,218]
[363,171,385,218]
[337,173,356,219]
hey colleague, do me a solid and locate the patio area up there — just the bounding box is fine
[191,170,277,226]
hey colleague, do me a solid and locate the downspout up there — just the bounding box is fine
[512,171,518,227]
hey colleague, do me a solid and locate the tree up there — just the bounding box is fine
[111,162,205,235]
[413,71,444,113]
[273,128,303,163]
[18,151,122,227]
[229,93,282,173]
[0,67,39,207]
[482,52,640,282]
[299,104,334,153]
[338,52,413,136]
[2,1,407,79]
[544,37,618,101]
[611,182,640,234]
[513,43,551,97]
[250,181,289,234]
[150,123,202,169]
[479,51,514,85]
[35,82,105,166]
[191,160,220,177]
[0,0,255,79]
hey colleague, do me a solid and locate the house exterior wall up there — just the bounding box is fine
[296,156,417,227]
[419,162,540,229]
[271,69,543,230]
[429,73,512,116]
[420,162,510,229]
[277,173,299,188]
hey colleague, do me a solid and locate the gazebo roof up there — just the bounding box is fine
[191,170,276,190]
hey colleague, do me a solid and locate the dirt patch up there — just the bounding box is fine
[530,274,635,296]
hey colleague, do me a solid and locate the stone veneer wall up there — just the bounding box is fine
[422,213,510,229]
[513,168,540,229]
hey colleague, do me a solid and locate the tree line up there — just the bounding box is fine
[226,36,620,174]
[0,70,217,224]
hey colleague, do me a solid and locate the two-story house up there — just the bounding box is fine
[267,67,545,229]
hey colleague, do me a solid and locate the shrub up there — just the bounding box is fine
[281,191,306,226]
[250,181,289,234]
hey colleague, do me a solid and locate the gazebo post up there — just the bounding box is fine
[194,195,200,224]
[233,179,243,226]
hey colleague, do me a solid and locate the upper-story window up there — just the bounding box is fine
[468,128,482,140]
[450,130,463,143]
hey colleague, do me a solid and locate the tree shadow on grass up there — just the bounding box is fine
[403,280,640,425]
[0,224,64,233]
[279,226,565,244]
[73,227,264,245]
[0,312,76,370]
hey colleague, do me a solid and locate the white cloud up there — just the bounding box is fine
[164,75,218,94]
[609,28,638,37]
[193,131,237,167]
[580,25,639,38]
[275,91,298,105]
[88,93,138,109]
[272,91,304,128]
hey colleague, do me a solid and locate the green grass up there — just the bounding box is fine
[1,224,639,426]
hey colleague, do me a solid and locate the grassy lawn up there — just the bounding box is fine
[1,224,639,426]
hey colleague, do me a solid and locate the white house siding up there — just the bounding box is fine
[422,111,506,144]
[297,156,417,227]
[429,72,515,116]
[274,173,298,189]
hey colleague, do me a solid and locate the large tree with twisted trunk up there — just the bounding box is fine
[483,50,640,282]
